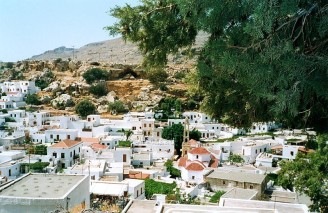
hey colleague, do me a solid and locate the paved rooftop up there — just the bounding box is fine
[0,173,86,198]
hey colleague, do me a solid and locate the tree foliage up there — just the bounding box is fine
[228,153,245,163]
[83,68,109,84]
[89,82,108,97]
[75,99,96,118]
[189,129,201,141]
[107,0,328,130]
[25,94,41,105]
[145,179,177,199]
[108,100,128,114]
[162,123,184,154]
[278,134,328,211]
[164,159,181,178]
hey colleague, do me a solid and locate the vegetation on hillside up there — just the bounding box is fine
[75,99,96,118]
[83,68,109,84]
[107,0,328,130]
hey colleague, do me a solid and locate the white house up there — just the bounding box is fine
[45,129,78,143]
[47,139,82,169]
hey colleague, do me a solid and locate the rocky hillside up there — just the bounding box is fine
[29,32,208,66]
[0,59,190,117]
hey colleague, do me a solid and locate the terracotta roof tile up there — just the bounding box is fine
[178,157,188,167]
[50,139,81,148]
[79,137,99,143]
[91,143,108,150]
[189,147,210,155]
[185,161,206,171]
[298,146,315,153]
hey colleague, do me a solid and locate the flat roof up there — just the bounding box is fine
[122,178,144,187]
[219,198,308,213]
[221,188,258,200]
[90,181,127,196]
[125,201,274,213]
[207,170,266,184]
[0,173,86,198]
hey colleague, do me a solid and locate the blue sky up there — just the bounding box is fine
[0,0,139,62]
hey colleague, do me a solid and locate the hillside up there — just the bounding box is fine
[29,32,208,66]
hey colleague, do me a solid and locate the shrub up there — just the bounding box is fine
[108,100,128,114]
[5,117,16,122]
[118,140,132,147]
[1,109,8,113]
[159,83,168,91]
[5,62,14,69]
[25,94,41,105]
[173,71,186,79]
[75,99,96,118]
[145,179,176,199]
[83,68,109,84]
[147,68,168,84]
[89,82,108,97]
[65,99,75,107]
[165,160,181,178]
[209,191,225,203]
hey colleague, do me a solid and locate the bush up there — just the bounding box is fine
[228,153,245,163]
[25,94,41,105]
[5,62,14,69]
[83,68,109,84]
[147,68,168,84]
[118,140,132,147]
[108,100,128,114]
[21,162,49,171]
[159,83,168,91]
[5,117,16,122]
[89,82,108,97]
[75,99,96,118]
[165,160,181,178]
[145,179,176,199]
[209,191,225,203]
[34,145,47,155]
[173,71,186,79]
[1,109,8,113]
[65,99,75,107]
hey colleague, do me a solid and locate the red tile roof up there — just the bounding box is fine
[189,147,210,155]
[298,146,315,153]
[50,139,81,148]
[79,137,99,143]
[178,157,188,167]
[185,161,206,171]
[91,143,108,150]
[128,172,150,179]
[189,139,199,147]
[271,145,283,150]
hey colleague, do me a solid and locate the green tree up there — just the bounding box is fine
[278,134,328,211]
[89,82,108,97]
[108,100,128,114]
[82,68,109,84]
[164,159,181,178]
[228,153,245,163]
[146,68,169,85]
[35,145,47,155]
[75,99,96,118]
[189,129,201,141]
[162,124,184,155]
[123,129,133,141]
[25,94,41,105]
[145,179,177,199]
[107,0,328,130]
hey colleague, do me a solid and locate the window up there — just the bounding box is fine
[159,149,162,151]
[250,185,254,189]
[132,126,136,130]
[123,154,127,162]
[196,155,199,159]
[264,148,267,152]
[70,152,72,157]
[53,153,57,158]
[255,149,258,154]
[144,124,146,128]
[67,135,70,139]
[61,153,65,158]
[149,124,151,127]
[260,149,262,152]
[223,181,226,184]
[50,134,53,139]
[290,151,294,156]
[192,176,195,180]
